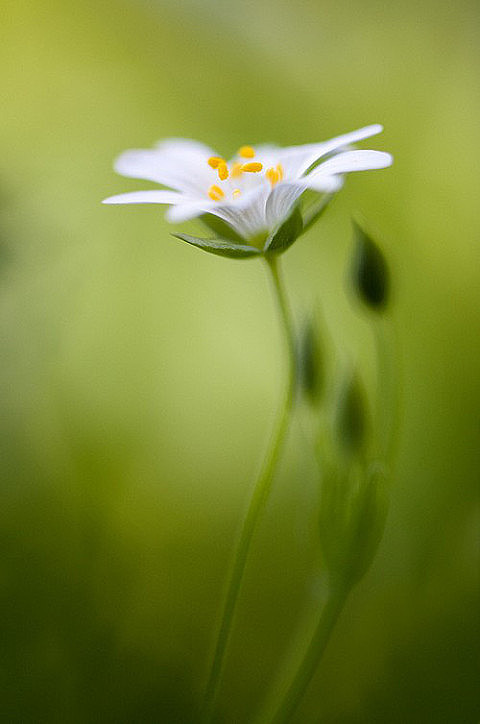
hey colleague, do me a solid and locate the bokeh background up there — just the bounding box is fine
[1,0,479,721]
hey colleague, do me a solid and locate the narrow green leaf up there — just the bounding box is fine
[263,205,303,254]
[172,233,261,259]
[351,221,389,310]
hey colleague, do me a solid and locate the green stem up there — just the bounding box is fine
[269,584,349,724]
[201,255,297,722]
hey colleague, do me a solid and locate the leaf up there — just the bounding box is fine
[263,205,303,254]
[172,233,261,259]
[351,221,389,310]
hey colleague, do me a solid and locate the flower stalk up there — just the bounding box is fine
[269,583,349,724]
[201,255,297,722]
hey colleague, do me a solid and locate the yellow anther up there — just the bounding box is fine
[238,145,255,159]
[276,163,284,180]
[241,162,263,173]
[208,156,225,169]
[233,189,241,199]
[266,167,280,186]
[231,162,243,178]
[217,161,229,181]
[208,184,225,201]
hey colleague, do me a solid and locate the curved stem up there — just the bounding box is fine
[269,584,349,724]
[201,255,297,722]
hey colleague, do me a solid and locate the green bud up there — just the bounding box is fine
[351,221,389,311]
[319,460,388,588]
[297,317,324,404]
[335,373,367,456]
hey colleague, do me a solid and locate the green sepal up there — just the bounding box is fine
[300,193,334,235]
[200,213,245,243]
[263,205,303,255]
[172,233,261,259]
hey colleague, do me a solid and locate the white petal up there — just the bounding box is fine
[102,190,185,205]
[168,186,269,239]
[265,183,306,229]
[166,200,218,222]
[296,176,344,193]
[154,138,217,160]
[278,124,385,179]
[114,138,218,195]
[309,149,393,177]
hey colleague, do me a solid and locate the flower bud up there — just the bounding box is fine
[297,317,324,404]
[350,221,389,311]
[335,372,367,456]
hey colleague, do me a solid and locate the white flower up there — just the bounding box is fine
[103,124,392,243]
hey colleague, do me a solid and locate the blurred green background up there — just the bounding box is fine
[1,0,479,721]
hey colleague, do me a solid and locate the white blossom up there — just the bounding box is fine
[103,125,392,241]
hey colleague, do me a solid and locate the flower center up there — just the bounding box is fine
[207,146,284,201]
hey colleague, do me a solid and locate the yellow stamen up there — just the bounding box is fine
[266,167,280,186]
[231,162,243,178]
[208,156,225,169]
[233,189,241,199]
[241,162,263,173]
[238,145,255,158]
[276,163,284,180]
[217,161,229,181]
[208,184,225,201]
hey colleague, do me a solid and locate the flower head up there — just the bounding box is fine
[103,125,392,257]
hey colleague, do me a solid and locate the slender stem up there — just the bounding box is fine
[201,255,297,722]
[269,584,349,724]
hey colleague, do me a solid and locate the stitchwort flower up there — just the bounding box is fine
[103,124,392,256]
[102,124,394,723]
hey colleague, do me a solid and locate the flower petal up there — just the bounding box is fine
[168,185,270,240]
[102,190,185,205]
[166,200,219,222]
[265,183,306,229]
[308,149,393,177]
[277,124,385,179]
[114,138,218,195]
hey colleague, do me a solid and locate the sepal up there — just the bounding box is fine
[263,205,303,255]
[172,233,261,259]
